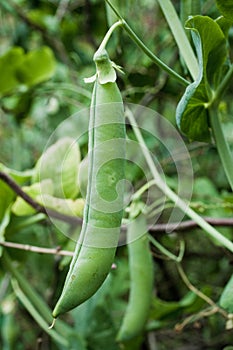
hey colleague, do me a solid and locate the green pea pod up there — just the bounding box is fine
[52,50,125,318]
[117,213,154,342]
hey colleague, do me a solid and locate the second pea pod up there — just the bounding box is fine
[117,211,154,342]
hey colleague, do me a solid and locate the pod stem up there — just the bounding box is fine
[105,0,189,86]
[96,20,123,54]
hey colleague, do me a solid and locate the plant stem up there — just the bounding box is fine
[126,108,233,253]
[157,0,199,80]
[105,0,189,86]
[176,263,227,318]
[149,235,184,262]
[1,252,74,336]
[11,279,69,347]
[131,179,157,200]
[97,20,122,52]
[209,106,233,191]
[211,64,233,105]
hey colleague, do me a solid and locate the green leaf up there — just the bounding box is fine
[37,194,84,217]
[176,16,229,142]
[27,9,59,32]
[216,0,233,21]
[0,181,15,221]
[219,274,233,312]
[12,180,53,216]
[33,137,81,199]
[0,47,25,95]
[0,47,56,95]
[151,292,197,320]
[0,163,34,185]
[16,47,56,86]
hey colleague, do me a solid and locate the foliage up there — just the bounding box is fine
[0,0,233,349]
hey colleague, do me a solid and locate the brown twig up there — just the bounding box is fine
[174,262,228,332]
[0,241,73,256]
[1,170,233,233]
[176,263,227,317]
[149,218,233,232]
[0,171,82,226]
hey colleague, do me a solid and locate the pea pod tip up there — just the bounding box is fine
[48,318,56,329]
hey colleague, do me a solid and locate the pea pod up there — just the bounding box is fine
[52,50,125,318]
[117,213,154,342]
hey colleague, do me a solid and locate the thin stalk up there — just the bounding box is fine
[126,108,233,253]
[209,106,233,191]
[146,202,174,219]
[145,198,169,216]
[105,0,189,86]
[176,263,227,318]
[149,235,184,262]
[1,252,73,336]
[97,20,122,52]
[157,0,199,80]
[11,279,69,347]
[211,64,233,105]
[131,179,157,200]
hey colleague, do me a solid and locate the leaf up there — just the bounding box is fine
[0,163,34,185]
[151,292,197,320]
[33,137,81,199]
[216,0,233,21]
[16,47,56,86]
[0,180,15,221]
[0,47,56,96]
[176,16,229,142]
[37,194,84,217]
[12,180,53,216]
[0,47,25,95]
[219,274,233,312]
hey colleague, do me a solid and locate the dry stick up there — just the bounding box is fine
[150,218,233,232]
[0,241,73,256]
[177,263,217,308]
[175,306,220,333]
[0,171,82,226]
[175,262,229,332]
[1,171,233,233]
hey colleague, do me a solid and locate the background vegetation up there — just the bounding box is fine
[0,0,233,349]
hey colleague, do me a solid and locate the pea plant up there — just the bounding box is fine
[0,0,233,349]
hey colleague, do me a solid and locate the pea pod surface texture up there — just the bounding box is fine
[52,50,125,318]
